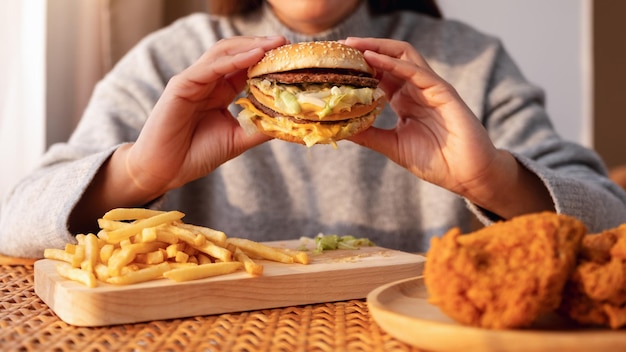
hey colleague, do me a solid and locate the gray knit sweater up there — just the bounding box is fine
[2,3,626,257]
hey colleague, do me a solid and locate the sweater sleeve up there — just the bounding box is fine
[0,15,211,258]
[0,146,117,258]
[463,36,626,231]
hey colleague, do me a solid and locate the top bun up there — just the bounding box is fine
[248,41,375,78]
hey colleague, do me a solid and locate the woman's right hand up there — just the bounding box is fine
[71,36,287,231]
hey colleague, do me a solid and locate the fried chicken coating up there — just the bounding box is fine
[424,212,585,329]
[559,224,626,329]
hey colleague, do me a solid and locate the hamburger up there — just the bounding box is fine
[235,41,385,147]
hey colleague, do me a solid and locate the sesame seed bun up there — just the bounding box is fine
[248,41,376,78]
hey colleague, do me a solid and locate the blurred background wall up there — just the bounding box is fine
[1,0,625,201]
[439,0,591,147]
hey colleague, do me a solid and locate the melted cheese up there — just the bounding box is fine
[235,97,352,147]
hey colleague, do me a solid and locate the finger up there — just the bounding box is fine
[183,36,287,84]
[344,37,432,70]
[363,50,442,91]
[208,35,288,60]
[348,126,399,161]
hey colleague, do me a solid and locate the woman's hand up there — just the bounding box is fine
[344,37,553,218]
[127,36,287,198]
[71,36,287,232]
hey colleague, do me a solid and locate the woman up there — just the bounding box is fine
[1,0,625,257]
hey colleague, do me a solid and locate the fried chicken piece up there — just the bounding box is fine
[559,224,626,329]
[424,212,585,329]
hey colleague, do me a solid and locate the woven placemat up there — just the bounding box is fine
[1,265,423,351]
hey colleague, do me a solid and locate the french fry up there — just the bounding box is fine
[44,248,73,264]
[194,241,233,262]
[175,251,189,263]
[56,262,97,288]
[163,262,242,282]
[272,247,310,265]
[164,225,204,247]
[81,233,100,273]
[107,262,170,285]
[97,218,132,231]
[64,243,77,254]
[156,229,179,244]
[176,223,227,246]
[197,253,213,265]
[100,244,115,264]
[166,243,185,258]
[168,262,198,269]
[234,247,263,276]
[103,211,185,243]
[72,245,85,268]
[94,263,110,282]
[107,242,166,276]
[140,227,158,242]
[102,208,166,221]
[135,250,165,265]
[226,238,294,264]
[107,246,137,276]
[75,234,86,245]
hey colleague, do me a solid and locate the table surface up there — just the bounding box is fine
[1,263,424,351]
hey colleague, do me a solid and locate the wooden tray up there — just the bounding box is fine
[34,240,425,326]
[367,276,626,352]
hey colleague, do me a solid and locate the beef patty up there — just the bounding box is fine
[259,68,379,88]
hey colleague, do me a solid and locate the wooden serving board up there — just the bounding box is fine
[34,240,425,326]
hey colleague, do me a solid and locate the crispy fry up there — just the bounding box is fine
[155,229,179,244]
[166,243,185,258]
[64,243,77,254]
[194,241,232,262]
[197,253,213,265]
[175,251,190,263]
[107,242,166,276]
[75,234,86,245]
[163,262,242,282]
[107,262,170,285]
[226,238,294,264]
[103,211,185,243]
[176,223,227,246]
[44,248,73,264]
[81,233,100,273]
[99,244,115,264]
[140,227,158,242]
[97,218,132,231]
[164,225,205,247]
[234,248,263,275]
[273,247,310,265]
[56,262,97,288]
[102,208,166,221]
[136,250,165,265]
[71,245,85,268]
[94,263,110,282]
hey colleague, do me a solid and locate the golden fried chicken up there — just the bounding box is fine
[424,212,586,329]
[559,224,626,329]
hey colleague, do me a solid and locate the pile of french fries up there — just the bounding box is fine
[43,208,309,287]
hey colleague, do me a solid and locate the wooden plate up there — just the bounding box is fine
[367,276,626,352]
